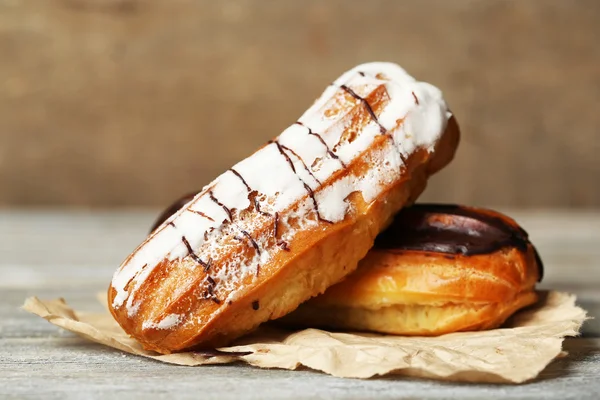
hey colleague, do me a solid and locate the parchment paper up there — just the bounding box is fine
[22,291,587,383]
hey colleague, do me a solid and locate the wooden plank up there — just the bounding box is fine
[1,211,599,397]
[0,338,600,399]
[0,337,598,399]
[1,211,599,336]
[0,0,599,207]
[3,285,598,339]
[2,210,599,287]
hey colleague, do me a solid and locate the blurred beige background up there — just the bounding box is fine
[1,0,598,208]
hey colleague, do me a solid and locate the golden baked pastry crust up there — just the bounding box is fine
[282,206,541,335]
[108,63,459,353]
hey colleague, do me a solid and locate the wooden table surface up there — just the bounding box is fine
[1,210,599,399]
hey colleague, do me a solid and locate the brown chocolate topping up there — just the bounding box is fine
[375,204,544,281]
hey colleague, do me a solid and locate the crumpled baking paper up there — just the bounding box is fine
[22,291,587,383]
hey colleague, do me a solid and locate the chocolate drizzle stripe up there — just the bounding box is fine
[231,168,272,220]
[273,212,279,238]
[340,75,407,165]
[279,143,322,185]
[295,121,346,168]
[340,84,387,134]
[208,186,262,262]
[271,140,331,224]
[199,177,263,265]
[387,131,407,165]
[411,91,420,105]
[240,229,261,254]
[233,147,281,258]
[229,168,251,192]
[303,182,332,224]
[167,221,176,228]
[399,150,408,165]
[254,197,271,217]
[208,190,232,222]
[271,140,296,173]
[273,212,289,250]
[203,227,215,242]
[181,235,210,269]
[311,133,346,167]
[204,274,220,304]
[123,263,146,291]
[189,209,215,222]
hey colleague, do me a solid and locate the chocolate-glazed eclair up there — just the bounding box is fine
[280,204,543,336]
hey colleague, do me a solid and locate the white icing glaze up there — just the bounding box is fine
[142,313,183,330]
[110,62,451,321]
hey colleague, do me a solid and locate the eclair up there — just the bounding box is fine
[108,63,460,353]
[281,204,543,335]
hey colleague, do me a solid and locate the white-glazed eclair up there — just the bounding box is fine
[108,62,460,353]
